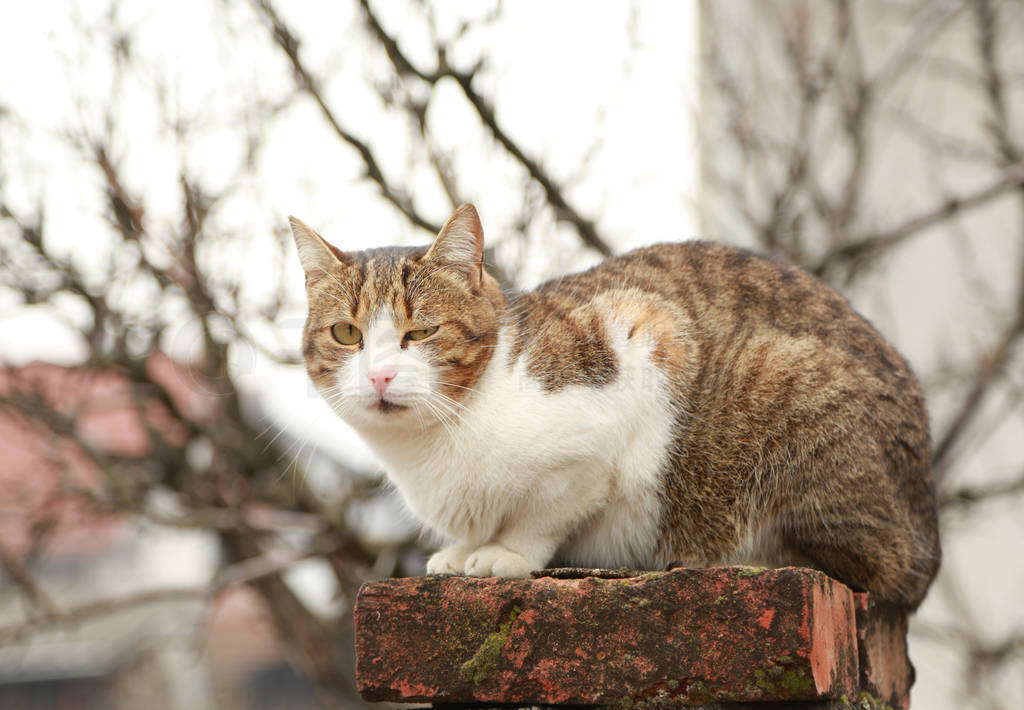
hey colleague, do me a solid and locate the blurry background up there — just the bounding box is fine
[0,1,1022,708]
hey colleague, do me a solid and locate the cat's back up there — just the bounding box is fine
[530,240,866,340]
[512,240,908,384]
[516,240,928,449]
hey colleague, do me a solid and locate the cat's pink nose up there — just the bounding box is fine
[368,367,397,397]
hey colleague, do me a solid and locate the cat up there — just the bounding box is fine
[290,203,941,609]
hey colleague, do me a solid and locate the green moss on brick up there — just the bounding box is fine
[683,679,712,703]
[443,608,497,663]
[458,605,522,685]
[737,566,769,577]
[780,668,813,693]
[752,663,812,696]
[853,691,895,710]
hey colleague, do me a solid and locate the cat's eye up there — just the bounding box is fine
[331,323,362,345]
[406,325,439,342]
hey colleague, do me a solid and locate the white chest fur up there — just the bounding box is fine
[349,321,676,571]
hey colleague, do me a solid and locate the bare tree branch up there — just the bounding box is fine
[251,0,441,235]
[939,468,1024,509]
[813,164,1024,280]
[932,315,1024,478]
[0,546,62,622]
[0,537,335,643]
[930,0,1024,482]
[355,0,614,257]
[0,588,207,644]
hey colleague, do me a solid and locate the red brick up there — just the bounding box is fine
[854,592,912,709]
[354,566,860,706]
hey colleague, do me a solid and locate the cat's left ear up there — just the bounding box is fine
[424,203,484,289]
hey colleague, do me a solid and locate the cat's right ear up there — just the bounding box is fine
[424,203,484,289]
[288,216,353,277]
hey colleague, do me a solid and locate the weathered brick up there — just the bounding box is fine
[354,566,860,706]
[854,592,912,709]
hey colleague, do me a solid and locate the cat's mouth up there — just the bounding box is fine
[372,399,409,415]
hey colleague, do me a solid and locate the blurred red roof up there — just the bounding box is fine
[0,355,209,559]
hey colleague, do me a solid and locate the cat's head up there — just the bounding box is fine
[290,204,503,431]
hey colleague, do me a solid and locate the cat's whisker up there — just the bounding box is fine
[256,416,292,454]
[259,421,295,455]
[409,399,431,433]
[427,400,475,460]
[427,397,478,460]
[271,387,358,475]
[429,395,475,434]
[321,387,350,404]
[307,261,361,304]
[277,433,313,481]
[433,396,470,416]
[404,286,472,300]
[420,397,458,442]
[425,389,467,421]
[307,285,352,309]
[434,381,481,396]
[430,394,469,424]
[281,437,312,484]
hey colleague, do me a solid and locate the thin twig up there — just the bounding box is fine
[0,547,62,621]
[251,0,441,235]
[0,540,333,643]
[931,0,1024,481]
[813,164,1024,279]
[939,469,1024,509]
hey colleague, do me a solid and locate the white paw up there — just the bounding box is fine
[426,546,472,575]
[464,544,534,578]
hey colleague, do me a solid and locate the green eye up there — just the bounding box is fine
[331,323,362,345]
[406,325,439,341]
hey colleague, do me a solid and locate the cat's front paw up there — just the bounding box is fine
[464,544,534,578]
[427,546,472,575]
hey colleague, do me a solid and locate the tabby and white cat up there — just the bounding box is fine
[291,204,940,609]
